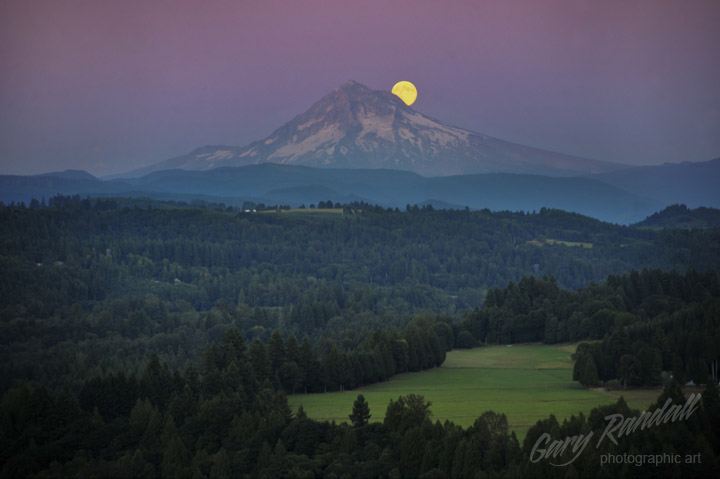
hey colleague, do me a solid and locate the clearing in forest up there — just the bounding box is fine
[288,343,660,440]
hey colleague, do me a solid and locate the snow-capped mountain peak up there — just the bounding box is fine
[123,81,620,177]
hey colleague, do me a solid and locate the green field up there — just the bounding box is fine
[526,238,593,248]
[262,208,344,215]
[288,343,661,440]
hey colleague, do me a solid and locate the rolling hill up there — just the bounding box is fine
[633,204,720,229]
[593,158,720,209]
[1,164,663,224]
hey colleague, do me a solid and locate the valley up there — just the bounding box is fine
[1,199,718,477]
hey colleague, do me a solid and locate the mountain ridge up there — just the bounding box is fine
[633,204,720,229]
[592,157,720,209]
[6,158,720,224]
[115,164,664,223]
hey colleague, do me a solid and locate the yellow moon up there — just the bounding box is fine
[391,81,417,106]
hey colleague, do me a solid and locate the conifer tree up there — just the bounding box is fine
[349,394,371,427]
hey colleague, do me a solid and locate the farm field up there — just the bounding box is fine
[288,343,661,440]
[526,238,594,248]
[262,208,345,215]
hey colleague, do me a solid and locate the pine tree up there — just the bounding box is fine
[268,330,286,373]
[349,394,371,427]
[581,354,599,387]
[249,339,272,382]
[209,448,231,479]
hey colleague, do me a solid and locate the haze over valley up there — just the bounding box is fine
[3,81,719,225]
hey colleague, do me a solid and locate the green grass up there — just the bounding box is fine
[262,208,344,215]
[526,238,593,248]
[288,343,661,441]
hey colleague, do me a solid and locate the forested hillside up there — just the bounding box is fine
[459,269,720,388]
[633,204,720,229]
[1,197,719,477]
[2,197,720,390]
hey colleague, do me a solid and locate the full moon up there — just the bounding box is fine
[391,81,417,106]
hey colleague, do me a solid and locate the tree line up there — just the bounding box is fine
[459,269,720,388]
[2,335,718,477]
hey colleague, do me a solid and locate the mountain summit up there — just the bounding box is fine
[126,81,620,177]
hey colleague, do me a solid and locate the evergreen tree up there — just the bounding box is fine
[249,339,272,383]
[268,330,286,373]
[580,355,599,387]
[349,394,371,427]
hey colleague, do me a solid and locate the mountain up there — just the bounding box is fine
[118,81,622,178]
[592,158,720,209]
[121,164,660,223]
[0,170,134,204]
[35,169,99,181]
[633,204,720,229]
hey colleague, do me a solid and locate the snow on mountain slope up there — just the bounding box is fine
[119,81,622,178]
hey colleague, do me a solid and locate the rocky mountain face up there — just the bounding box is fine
[124,80,621,177]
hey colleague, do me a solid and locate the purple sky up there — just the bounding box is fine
[1,0,719,176]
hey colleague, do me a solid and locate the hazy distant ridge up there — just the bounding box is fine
[0,164,665,224]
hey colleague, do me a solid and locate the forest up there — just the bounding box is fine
[460,269,720,388]
[1,196,719,477]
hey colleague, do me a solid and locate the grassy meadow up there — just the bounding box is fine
[288,343,661,440]
[526,238,594,248]
[262,208,345,215]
